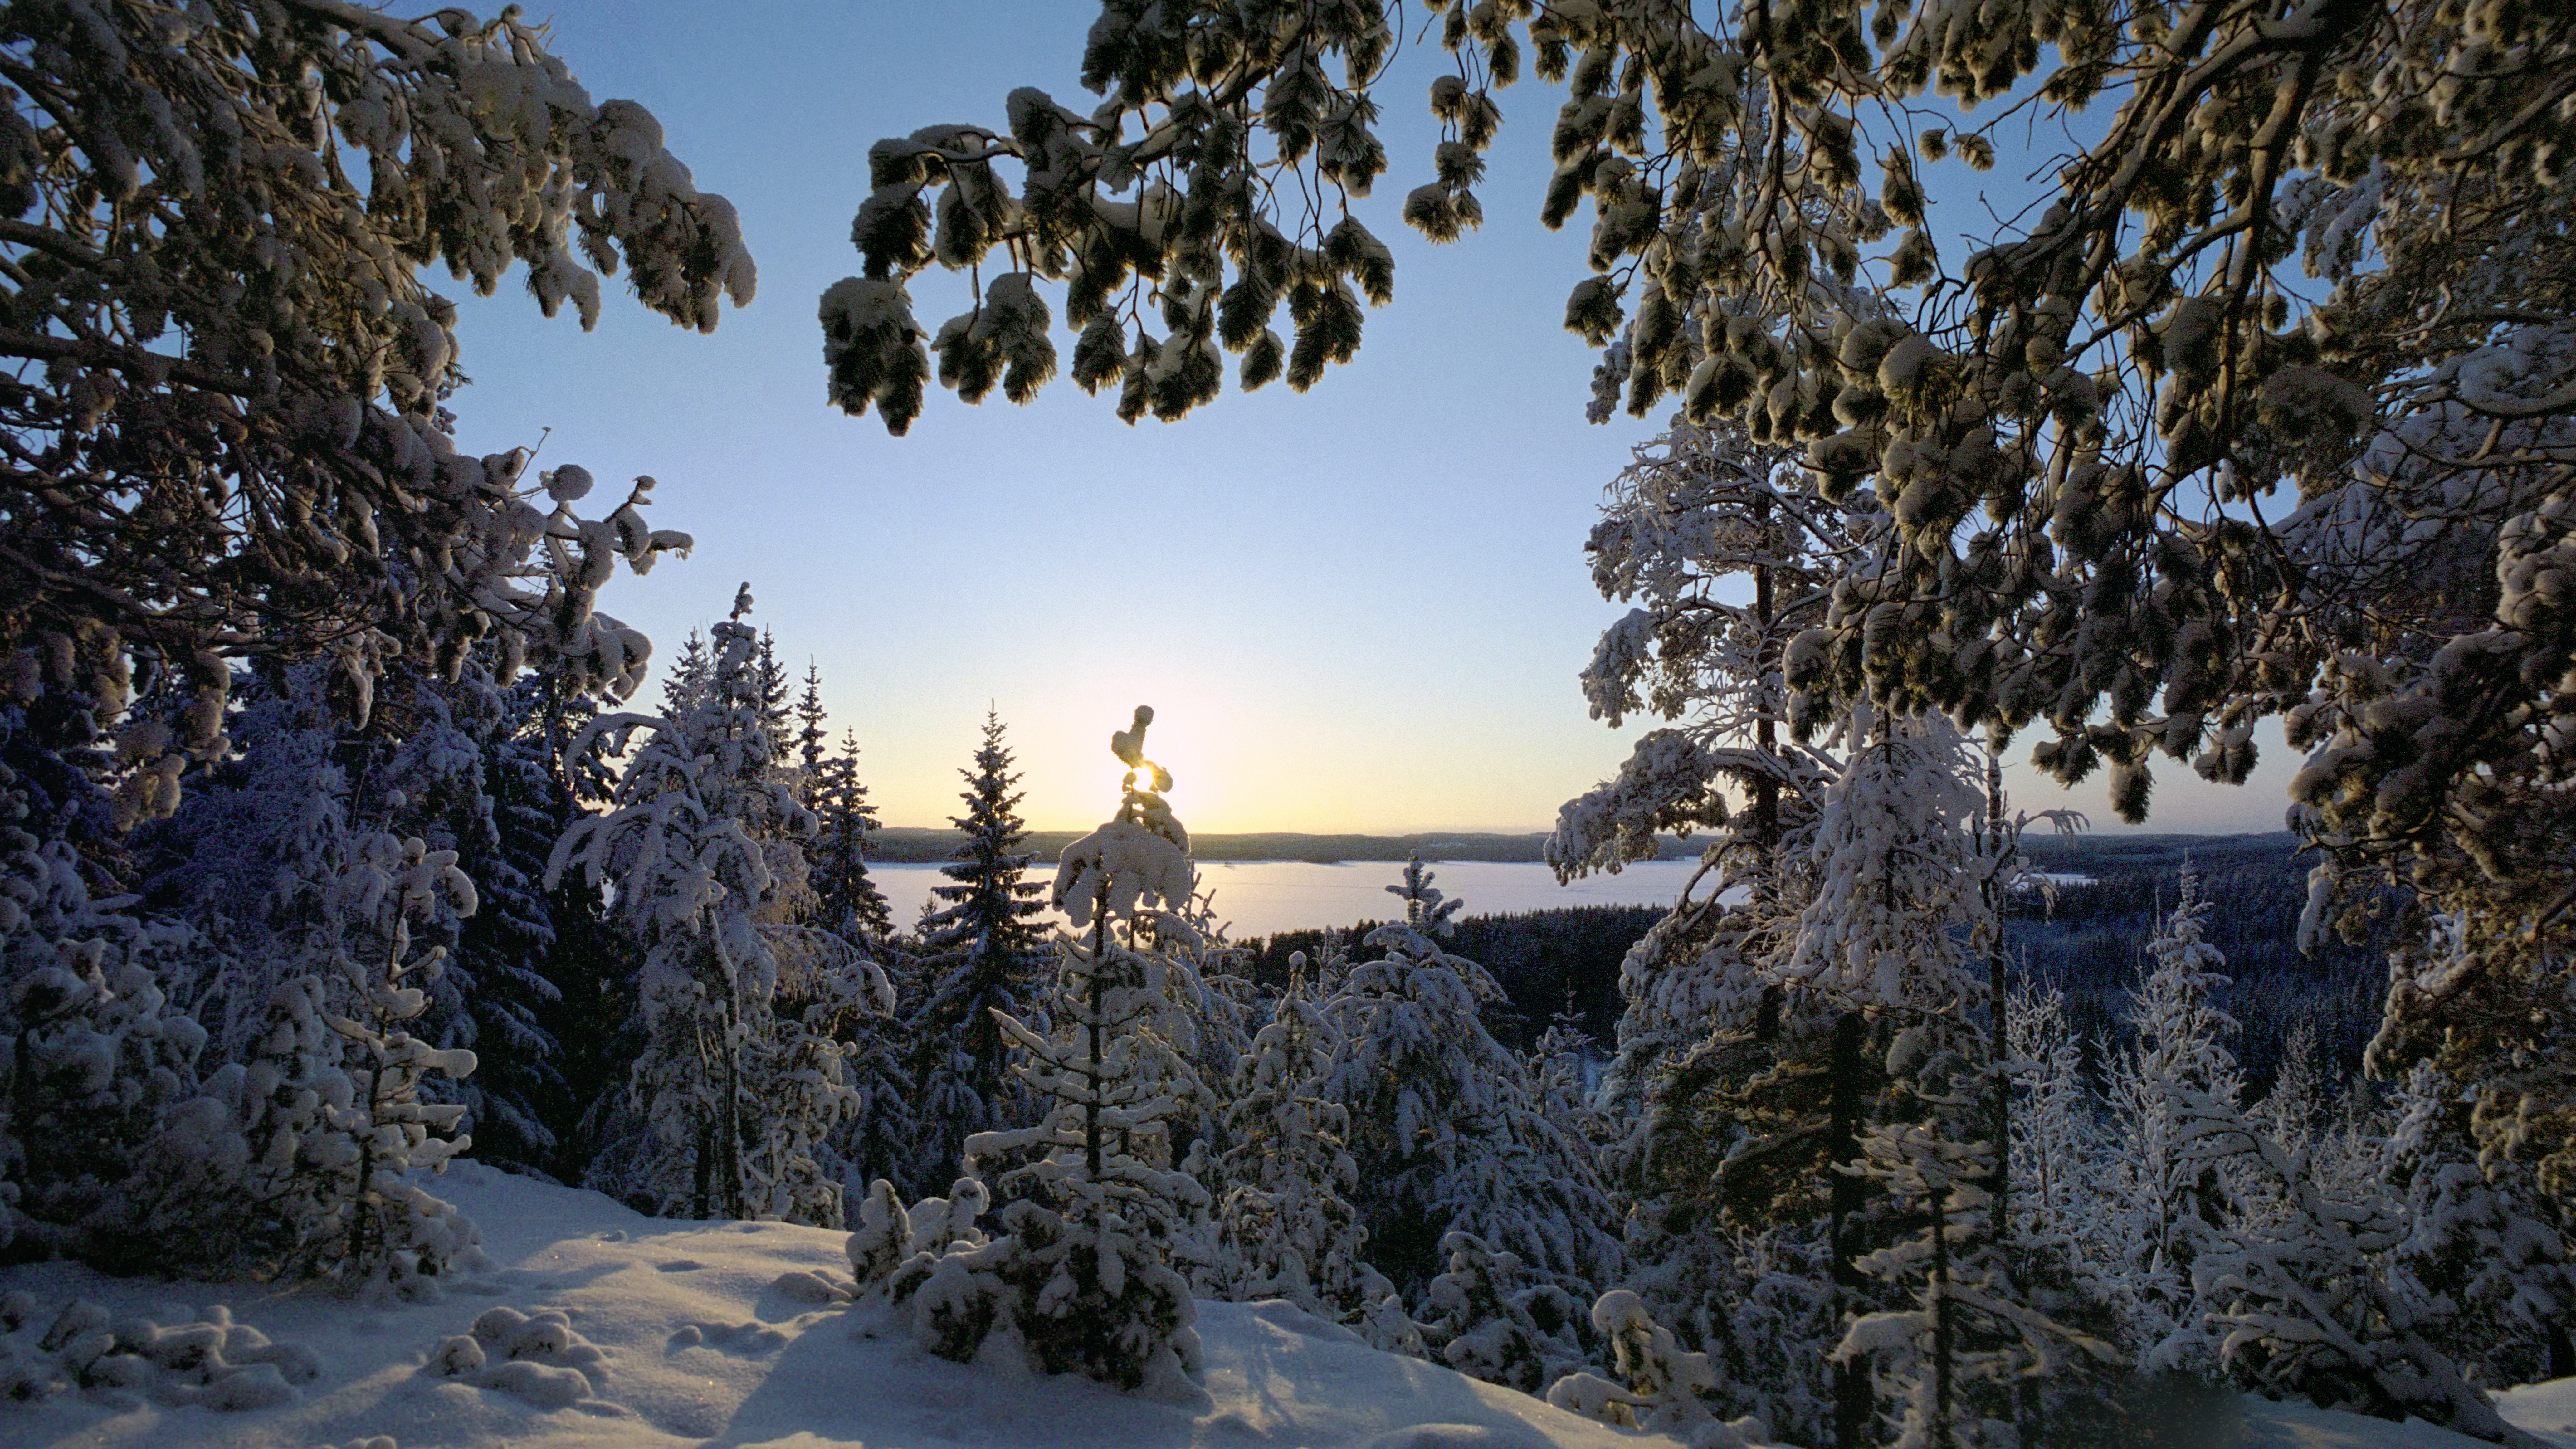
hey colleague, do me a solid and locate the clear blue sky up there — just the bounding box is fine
[446,1,2296,836]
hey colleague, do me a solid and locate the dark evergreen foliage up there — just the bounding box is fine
[811,730,894,944]
[2004,838,2393,1097]
[905,710,1051,1191]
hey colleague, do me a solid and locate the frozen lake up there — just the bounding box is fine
[870,857,1711,939]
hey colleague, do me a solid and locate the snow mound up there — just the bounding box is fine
[6,1161,2556,1449]
[0,1292,319,1411]
[2499,1378,2576,1447]
[2237,1384,2576,1447]
[0,1161,1692,1448]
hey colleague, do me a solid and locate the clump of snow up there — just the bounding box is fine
[423,1305,611,1411]
[0,1293,318,1411]
[1053,819,1193,927]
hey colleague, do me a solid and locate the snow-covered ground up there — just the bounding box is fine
[3,1162,2568,1449]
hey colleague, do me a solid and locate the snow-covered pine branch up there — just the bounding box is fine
[3,0,751,827]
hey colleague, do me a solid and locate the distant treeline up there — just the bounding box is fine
[1223,831,2392,1095]
[870,827,1704,865]
[1241,905,1664,1050]
[2006,832,2391,1099]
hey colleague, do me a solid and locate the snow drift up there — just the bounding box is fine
[1,1162,2569,1449]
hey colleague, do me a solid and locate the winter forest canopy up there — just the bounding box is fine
[2,1,2575,1447]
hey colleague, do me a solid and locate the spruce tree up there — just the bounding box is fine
[658,629,710,717]
[932,706,1210,1387]
[2004,985,2103,1277]
[515,663,631,1186]
[811,731,894,944]
[754,630,794,742]
[1319,855,1622,1306]
[551,585,887,1223]
[1209,967,1391,1329]
[907,710,1049,1189]
[2100,864,2246,1371]
[794,661,829,790]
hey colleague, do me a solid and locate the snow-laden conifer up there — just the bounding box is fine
[907,710,1050,1192]
[950,706,1210,1388]
[1547,1288,1784,1449]
[2003,985,2102,1271]
[1320,855,1622,1305]
[2099,864,2246,1370]
[1208,967,1389,1328]
[317,834,486,1285]
[439,671,581,1176]
[162,832,483,1285]
[3,1,747,841]
[2177,1085,2518,1442]
[550,586,888,1224]
[659,631,711,719]
[1420,1230,1591,1395]
[2255,1018,2332,1162]
[0,764,210,1265]
[1557,422,1849,1176]
[1527,1007,1610,1158]
[2381,1060,2576,1388]
[1790,709,2117,1448]
[810,730,894,944]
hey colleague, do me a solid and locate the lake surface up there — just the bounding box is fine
[870,857,1714,939]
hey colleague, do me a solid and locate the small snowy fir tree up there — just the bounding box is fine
[949,706,1210,1388]
[1320,855,1623,1306]
[2099,863,2247,1371]
[2255,1017,2332,1161]
[1421,1230,1592,1394]
[795,662,831,794]
[1528,996,1610,1154]
[749,943,879,1227]
[444,665,584,1176]
[1548,1288,1783,1449]
[2003,985,2104,1277]
[658,630,711,717]
[147,832,483,1286]
[906,710,1051,1191]
[810,730,894,944]
[318,834,486,1286]
[2178,1081,2518,1441]
[754,631,795,741]
[1208,965,1395,1330]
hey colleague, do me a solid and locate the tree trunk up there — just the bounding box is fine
[1830,1008,1873,1449]
[1932,1177,1955,1449]
[1986,751,2010,1246]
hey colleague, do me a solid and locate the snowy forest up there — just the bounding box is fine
[2,2,2574,1448]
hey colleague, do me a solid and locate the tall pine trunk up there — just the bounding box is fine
[1830,1007,1873,1449]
